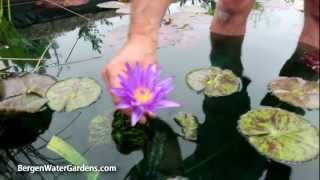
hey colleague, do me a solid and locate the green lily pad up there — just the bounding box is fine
[186,67,241,97]
[0,94,48,115]
[0,73,57,99]
[47,136,99,180]
[89,115,112,146]
[174,112,200,141]
[238,108,319,163]
[46,78,102,112]
[269,77,319,109]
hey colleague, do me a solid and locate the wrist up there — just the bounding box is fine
[128,17,159,47]
[127,34,158,51]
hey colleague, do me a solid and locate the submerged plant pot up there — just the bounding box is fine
[0,109,53,149]
[111,111,149,154]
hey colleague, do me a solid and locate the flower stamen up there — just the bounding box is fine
[134,87,153,104]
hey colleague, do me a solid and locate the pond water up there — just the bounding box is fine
[0,0,319,180]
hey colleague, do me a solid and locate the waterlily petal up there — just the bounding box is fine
[131,109,143,126]
[116,103,131,109]
[156,100,181,109]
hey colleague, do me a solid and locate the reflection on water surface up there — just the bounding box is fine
[0,0,319,180]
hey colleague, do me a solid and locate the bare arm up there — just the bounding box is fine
[129,0,172,45]
[102,0,171,103]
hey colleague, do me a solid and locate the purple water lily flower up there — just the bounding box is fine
[111,63,180,126]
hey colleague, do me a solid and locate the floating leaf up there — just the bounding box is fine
[238,108,319,163]
[97,1,128,9]
[0,94,47,115]
[46,78,102,112]
[186,67,241,97]
[116,5,131,14]
[89,115,112,146]
[174,112,200,141]
[0,73,57,99]
[269,77,319,109]
[47,136,99,180]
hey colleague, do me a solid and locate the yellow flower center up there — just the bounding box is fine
[292,89,304,96]
[134,88,153,104]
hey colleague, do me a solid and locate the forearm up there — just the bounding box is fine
[128,0,171,44]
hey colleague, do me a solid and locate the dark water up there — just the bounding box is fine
[0,1,319,180]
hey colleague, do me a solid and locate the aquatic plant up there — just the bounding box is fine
[238,108,319,164]
[174,112,199,141]
[78,24,104,53]
[0,73,56,114]
[186,67,242,97]
[111,63,180,126]
[0,18,52,71]
[0,0,12,23]
[0,75,102,114]
[46,77,102,112]
[111,110,149,154]
[47,136,99,180]
[89,114,112,146]
[269,77,319,110]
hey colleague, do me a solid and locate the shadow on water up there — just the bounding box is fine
[183,33,269,180]
[112,111,183,180]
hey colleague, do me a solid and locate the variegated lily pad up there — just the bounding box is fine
[239,108,319,163]
[0,73,57,99]
[269,77,319,109]
[186,67,242,97]
[89,115,112,146]
[46,78,102,112]
[0,94,48,114]
[174,112,200,141]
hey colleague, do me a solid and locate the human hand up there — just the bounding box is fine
[102,34,158,105]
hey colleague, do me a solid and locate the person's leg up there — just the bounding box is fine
[300,0,319,48]
[210,0,255,35]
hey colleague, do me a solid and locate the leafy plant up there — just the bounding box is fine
[46,77,102,112]
[47,136,99,180]
[0,18,51,71]
[174,112,200,141]
[239,108,319,163]
[0,73,56,114]
[186,67,242,97]
[269,77,319,109]
[79,24,104,53]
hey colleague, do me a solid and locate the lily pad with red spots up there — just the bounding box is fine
[269,77,319,110]
[239,108,319,163]
[186,67,242,97]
